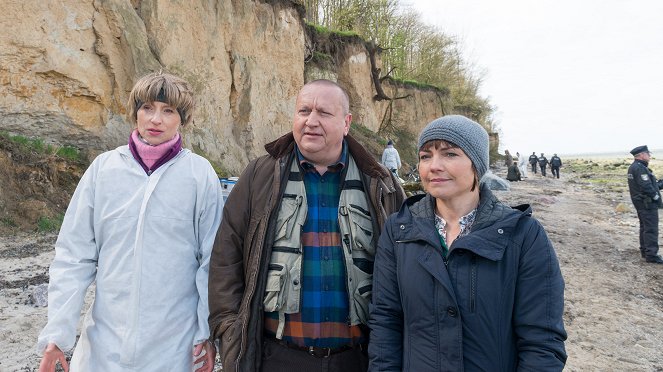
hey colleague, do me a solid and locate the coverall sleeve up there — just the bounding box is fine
[396,150,401,169]
[36,159,101,354]
[514,218,568,371]
[368,220,404,371]
[193,164,223,344]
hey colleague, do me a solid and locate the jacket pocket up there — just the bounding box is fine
[263,264,288,312]
[274,195,306,245]
[345,204,375,255]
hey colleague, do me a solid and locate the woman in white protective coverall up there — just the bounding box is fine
[37,72,223,372]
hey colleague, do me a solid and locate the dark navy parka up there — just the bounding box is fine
[368,185,567,371]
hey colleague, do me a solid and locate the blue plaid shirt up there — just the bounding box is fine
[265,142,364,347]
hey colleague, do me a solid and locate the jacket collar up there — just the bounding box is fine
[264,132,390,179]
[398,184,531,260]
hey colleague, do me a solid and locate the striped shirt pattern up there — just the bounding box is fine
[265,143,364,348]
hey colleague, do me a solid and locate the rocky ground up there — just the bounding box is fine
[1,158,662,371]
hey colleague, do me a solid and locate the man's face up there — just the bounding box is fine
[292,83,351,166]
[637,151,651,162]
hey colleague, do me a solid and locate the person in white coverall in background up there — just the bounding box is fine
[517,151,528,178]
[37,72,222,372]
[382,139,402,178]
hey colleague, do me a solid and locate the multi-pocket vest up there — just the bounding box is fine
[264,155,375,339]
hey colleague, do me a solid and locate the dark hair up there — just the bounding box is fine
[419,139,479,192]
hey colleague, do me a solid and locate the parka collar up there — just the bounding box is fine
[399,184,531,261]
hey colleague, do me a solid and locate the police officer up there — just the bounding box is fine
[550,154,562,179]
[538,153,549,177]
[529,152,538,174]
[627,145,663,264]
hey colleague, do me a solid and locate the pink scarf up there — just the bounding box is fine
[129,130,182,173]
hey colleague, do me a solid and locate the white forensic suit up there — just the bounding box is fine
[37,145,223,371]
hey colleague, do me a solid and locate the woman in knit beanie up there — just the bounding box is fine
[37,72,222,372]
[368,115,567,371]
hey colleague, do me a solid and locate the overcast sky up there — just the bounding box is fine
[405,0,663,156]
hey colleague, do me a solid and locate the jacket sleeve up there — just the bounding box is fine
[208,160,257,341]
[368,219,404,371]
[396,150,401,169]
[193,162,223,344]
[36,159,101,353]
[381,149,387,166]
[514,218,567,371]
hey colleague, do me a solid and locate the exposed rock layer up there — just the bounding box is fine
[2,0,447,174]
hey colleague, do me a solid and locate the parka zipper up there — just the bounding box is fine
[470,254,477,312]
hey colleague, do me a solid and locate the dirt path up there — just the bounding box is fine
[495,171,663,371]
[1,165,662,371]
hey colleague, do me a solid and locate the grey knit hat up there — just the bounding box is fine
[417,115,490,178]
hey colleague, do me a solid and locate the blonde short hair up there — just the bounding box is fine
[127,72,194,126]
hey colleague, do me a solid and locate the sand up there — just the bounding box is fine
[1,160,662,371]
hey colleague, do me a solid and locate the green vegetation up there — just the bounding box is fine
[1,217,17,228]
[307,22,360,38]
[311,51,333,63]
[0,131,83,162]
[389,77,446,92]
[302,0,495,131]
[190,144,229,178]
[56,146,82,161]
[37,214,64,233]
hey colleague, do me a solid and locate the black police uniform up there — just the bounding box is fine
[538,155,549,177]
[529,153,538,173]
[550,155,562,178]
[627,153,663,262]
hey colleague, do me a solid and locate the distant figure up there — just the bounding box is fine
[382,139,402,178]
[504,149,513,167]
[529,152,538,174]
[538,153,549,177]
[517,151,528,178]
[627,145,663,264]
[550,154,562,179]
[507,160,522,181]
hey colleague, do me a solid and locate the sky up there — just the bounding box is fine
[405,0,663,156]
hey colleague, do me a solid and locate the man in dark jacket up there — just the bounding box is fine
[529,152,538,174]
[550,153,563,178]
[208,79,405,372]
[627,145,663,264]
[538,153,549,177]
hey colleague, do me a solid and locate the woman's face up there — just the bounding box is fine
[136,101,181,145]
[418,141,476,200]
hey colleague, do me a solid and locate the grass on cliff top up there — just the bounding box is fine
[307,23,360,38]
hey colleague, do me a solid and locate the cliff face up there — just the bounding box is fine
[1,0,446,174]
